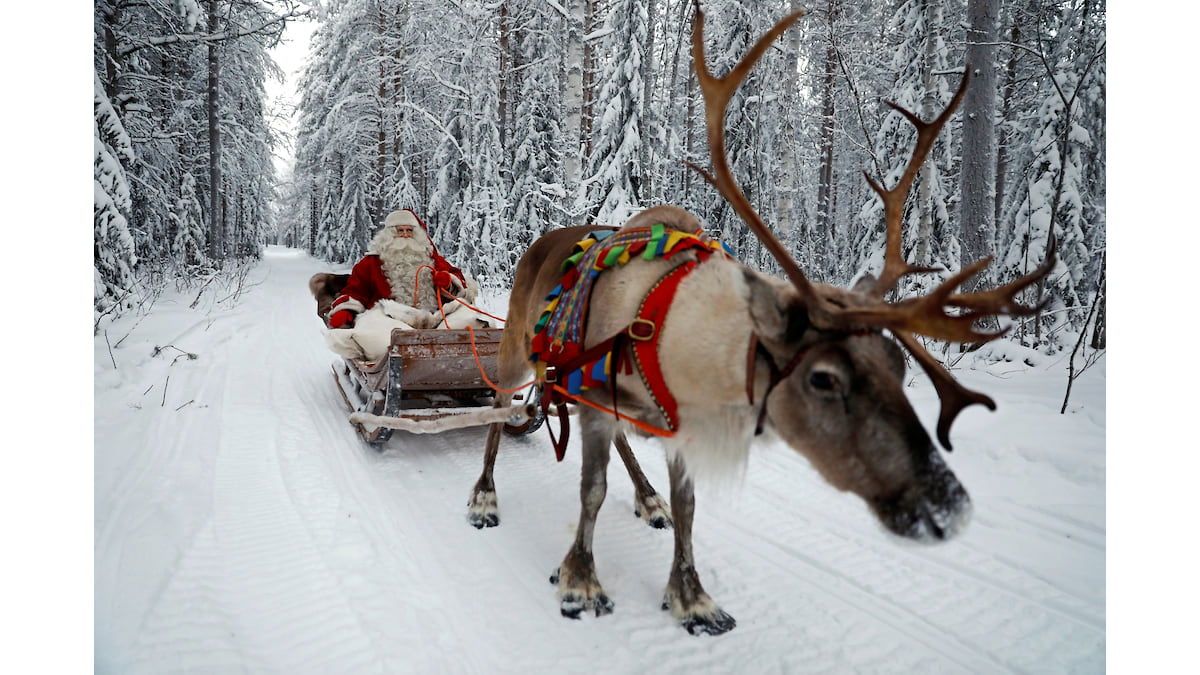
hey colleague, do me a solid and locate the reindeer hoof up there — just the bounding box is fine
[559,592,614,619]
[634,493,673,530]
[662,591,736,635]
[467,490,499,528]
[554,565,614,618]
[468,512,499,529]
[682,610,736,636]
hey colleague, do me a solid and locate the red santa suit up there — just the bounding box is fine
[329,209,468,322]
[330,250,466,318]
[324,209,493,361]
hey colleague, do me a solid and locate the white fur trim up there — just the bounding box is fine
[332,296,366,315]
[435,301,496,330]
[384,209,420,229]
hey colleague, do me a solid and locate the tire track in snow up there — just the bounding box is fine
[122,268,386,672]
[687,438,1103,673]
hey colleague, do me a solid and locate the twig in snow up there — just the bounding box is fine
[152,344,199,361]
[162,375,169,407]
[174,400,195,411]
[189,275,218,309]
[105,330,117,369]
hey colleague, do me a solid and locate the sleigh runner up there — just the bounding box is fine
[330,326,543,444]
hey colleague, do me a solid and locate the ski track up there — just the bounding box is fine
[95,249,1105,673]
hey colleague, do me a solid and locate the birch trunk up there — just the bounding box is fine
[959,0,999,285]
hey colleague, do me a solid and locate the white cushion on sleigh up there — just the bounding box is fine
[324,298,497,362]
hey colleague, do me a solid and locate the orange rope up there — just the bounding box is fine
[413,264,508,324]
[466,326,535,394]
[549,383,675,438]
[404,264,525,394]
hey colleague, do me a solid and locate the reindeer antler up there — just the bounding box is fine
[845,70,1056,448]
[689,7,1057,450]
[687,3,812,298]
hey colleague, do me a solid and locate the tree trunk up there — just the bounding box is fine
[640,0,657,200]
[775,0,803,235]
[565,0,585,192]
[995,20,1019,228]
[497,2,510,150]
[309,177,318,254]
[959,0,999,286]
[815,0,838,237]
[375,1,388,223]
[914,0,938,267]
[207,0,223,263]
[581,0,597,159]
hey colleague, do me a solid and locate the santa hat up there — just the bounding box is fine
[384,209,426,232]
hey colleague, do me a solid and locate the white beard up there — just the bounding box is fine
[370,229,441,314]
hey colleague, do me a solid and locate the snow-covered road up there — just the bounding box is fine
[94,246,1105,673]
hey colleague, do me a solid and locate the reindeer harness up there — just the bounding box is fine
[530,225,729,460]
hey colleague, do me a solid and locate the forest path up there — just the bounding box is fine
[95,247,1105,674]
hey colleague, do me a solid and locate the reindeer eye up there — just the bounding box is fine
[809,371,837,391]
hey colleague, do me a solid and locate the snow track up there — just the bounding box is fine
[95,248,1105,673]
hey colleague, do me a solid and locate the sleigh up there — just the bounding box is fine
[330,327,543,445]
[311,272,542,445]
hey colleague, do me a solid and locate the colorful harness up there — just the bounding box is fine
[530,224,729,460]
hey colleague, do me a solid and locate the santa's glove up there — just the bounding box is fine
[329,309,355,328]
[433,270,454,291]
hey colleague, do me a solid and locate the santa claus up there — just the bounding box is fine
[322,209,493,361]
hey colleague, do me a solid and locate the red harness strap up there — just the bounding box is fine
[628,260,697,434]
[541,260,697,461]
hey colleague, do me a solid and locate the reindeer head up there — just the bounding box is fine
[690,6,1054,541]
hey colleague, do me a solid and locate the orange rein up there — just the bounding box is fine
[411,265,672,435]
[411,265,534,395]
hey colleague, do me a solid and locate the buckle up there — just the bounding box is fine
[628,319,656,341]
[544,366,558,384]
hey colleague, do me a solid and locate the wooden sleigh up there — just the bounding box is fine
[311,272,542,445]
[331,327,544,445]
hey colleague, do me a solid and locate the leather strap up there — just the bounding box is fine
[629,261,697,433]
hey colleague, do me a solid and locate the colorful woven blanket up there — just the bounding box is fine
[530,224,727,396]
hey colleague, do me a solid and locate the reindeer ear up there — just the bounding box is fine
[743,269,810,344]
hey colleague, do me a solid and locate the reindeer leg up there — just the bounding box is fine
[550,409,615,618]
[613,431,672,529]
[467,391,512,528]
[662,453,736,636]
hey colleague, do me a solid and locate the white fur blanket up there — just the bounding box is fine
[324,298,497,362]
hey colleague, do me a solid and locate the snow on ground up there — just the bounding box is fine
[91,246,1106,673]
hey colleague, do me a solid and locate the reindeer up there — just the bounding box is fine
[467,6,1054,636]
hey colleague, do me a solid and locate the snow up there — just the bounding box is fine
[81,246,1117,672]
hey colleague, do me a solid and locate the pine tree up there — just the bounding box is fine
[584,0,650,225]
[171,172,209,270]
[506,3,568,245]
[94,70,137,321]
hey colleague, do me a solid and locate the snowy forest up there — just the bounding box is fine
[94,0,1105,355]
